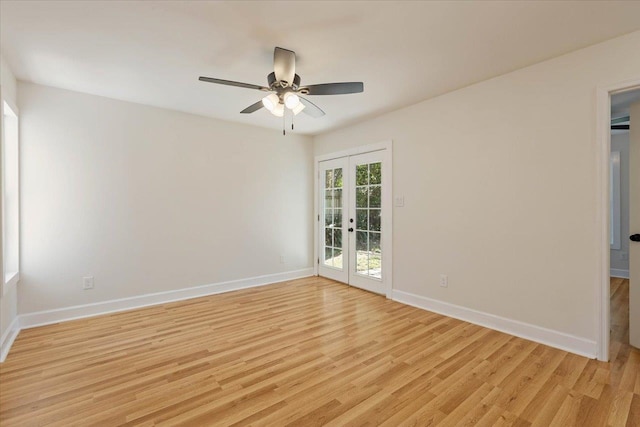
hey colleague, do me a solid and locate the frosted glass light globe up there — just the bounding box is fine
[284,92,300,110]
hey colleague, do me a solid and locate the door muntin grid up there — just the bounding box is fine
[323,168,344,270]
[354,162,382,279]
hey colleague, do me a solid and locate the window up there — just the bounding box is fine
[610,151,621,250]
[2,99,19,294]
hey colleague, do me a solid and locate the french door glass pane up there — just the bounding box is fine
[334,169,343,187]
[325,170,333,188]
[356,209,367,230]
[369,209,381,231]
[325,209,333,226]
[325,190,333,208]
[356,231,368,274]
[334,188,343,206]
[324,167,344,269]
[369,232,381,251]
[333,249,343,268]
[356,231,367,251]
[369,251,381,278]
[356,165,368,186]
[369,163,381,184]
[334,229,342,248]
[356,187,367,208]
[325,247,332,264]
[369,232,381,279]
[334,209,342,227]
[369,186,381,208]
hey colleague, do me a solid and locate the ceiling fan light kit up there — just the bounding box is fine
[283,92,301,110]
[271,102,285,118]
[291,102,305,116]
[261,93,279,112]
[199,47,364,133]
[261,92,301,118]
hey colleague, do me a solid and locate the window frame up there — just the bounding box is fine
[2,97,20,295]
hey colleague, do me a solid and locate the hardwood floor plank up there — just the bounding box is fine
[625,393,640,427]
[611,279,630,344]
[607,391,634,426]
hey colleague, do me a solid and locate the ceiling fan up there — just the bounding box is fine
[199,47,364,119]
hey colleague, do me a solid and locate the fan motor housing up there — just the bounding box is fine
[268,72,301,91]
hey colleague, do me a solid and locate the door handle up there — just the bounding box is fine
[348,228,354,232]
[631,234,640,242]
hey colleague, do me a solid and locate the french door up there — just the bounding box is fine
[317,150,387,295]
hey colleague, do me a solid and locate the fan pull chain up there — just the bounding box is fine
[283,110,286,136]
[292,113,294,131]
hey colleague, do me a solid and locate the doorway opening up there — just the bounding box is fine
[598,81,640,361]
[609,90,638,360]
[314,141,393,297]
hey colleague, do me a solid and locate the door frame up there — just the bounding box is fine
[313,140,393,298]
[596,78,640,361]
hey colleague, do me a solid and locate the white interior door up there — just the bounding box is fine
[317,150,389,296]
[629,102,639,348]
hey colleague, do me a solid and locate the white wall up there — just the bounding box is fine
[0,54,19,352]
[611,132,630,273]
[18,83,313,314]
[314,31,640,345]
[1,57,17,104]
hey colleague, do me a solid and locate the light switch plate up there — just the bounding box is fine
[83,276,94,290]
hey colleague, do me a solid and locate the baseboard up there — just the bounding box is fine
[392,289,597,359]
[0,316,21,363]
[610,268,630,279]
[19,268,314,330]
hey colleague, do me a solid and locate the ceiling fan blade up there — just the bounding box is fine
[240,100,264,114]
[199,76,268,91]
[273,47,296,86]
[299,97,325,118]
[302,82,364,95]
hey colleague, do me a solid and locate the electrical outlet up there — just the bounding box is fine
[83,276,94,290]
[280,255,285,264]
[439,274,448,288]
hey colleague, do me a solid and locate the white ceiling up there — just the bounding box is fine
[2,1,640,135]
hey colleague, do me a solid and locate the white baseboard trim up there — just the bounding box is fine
[0,316,21,363]
[18,268,314,331]
[392,289,597,359]
[610,268,630,279]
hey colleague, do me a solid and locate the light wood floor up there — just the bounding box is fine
[611,277,630,345]
[0,277,639,426]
